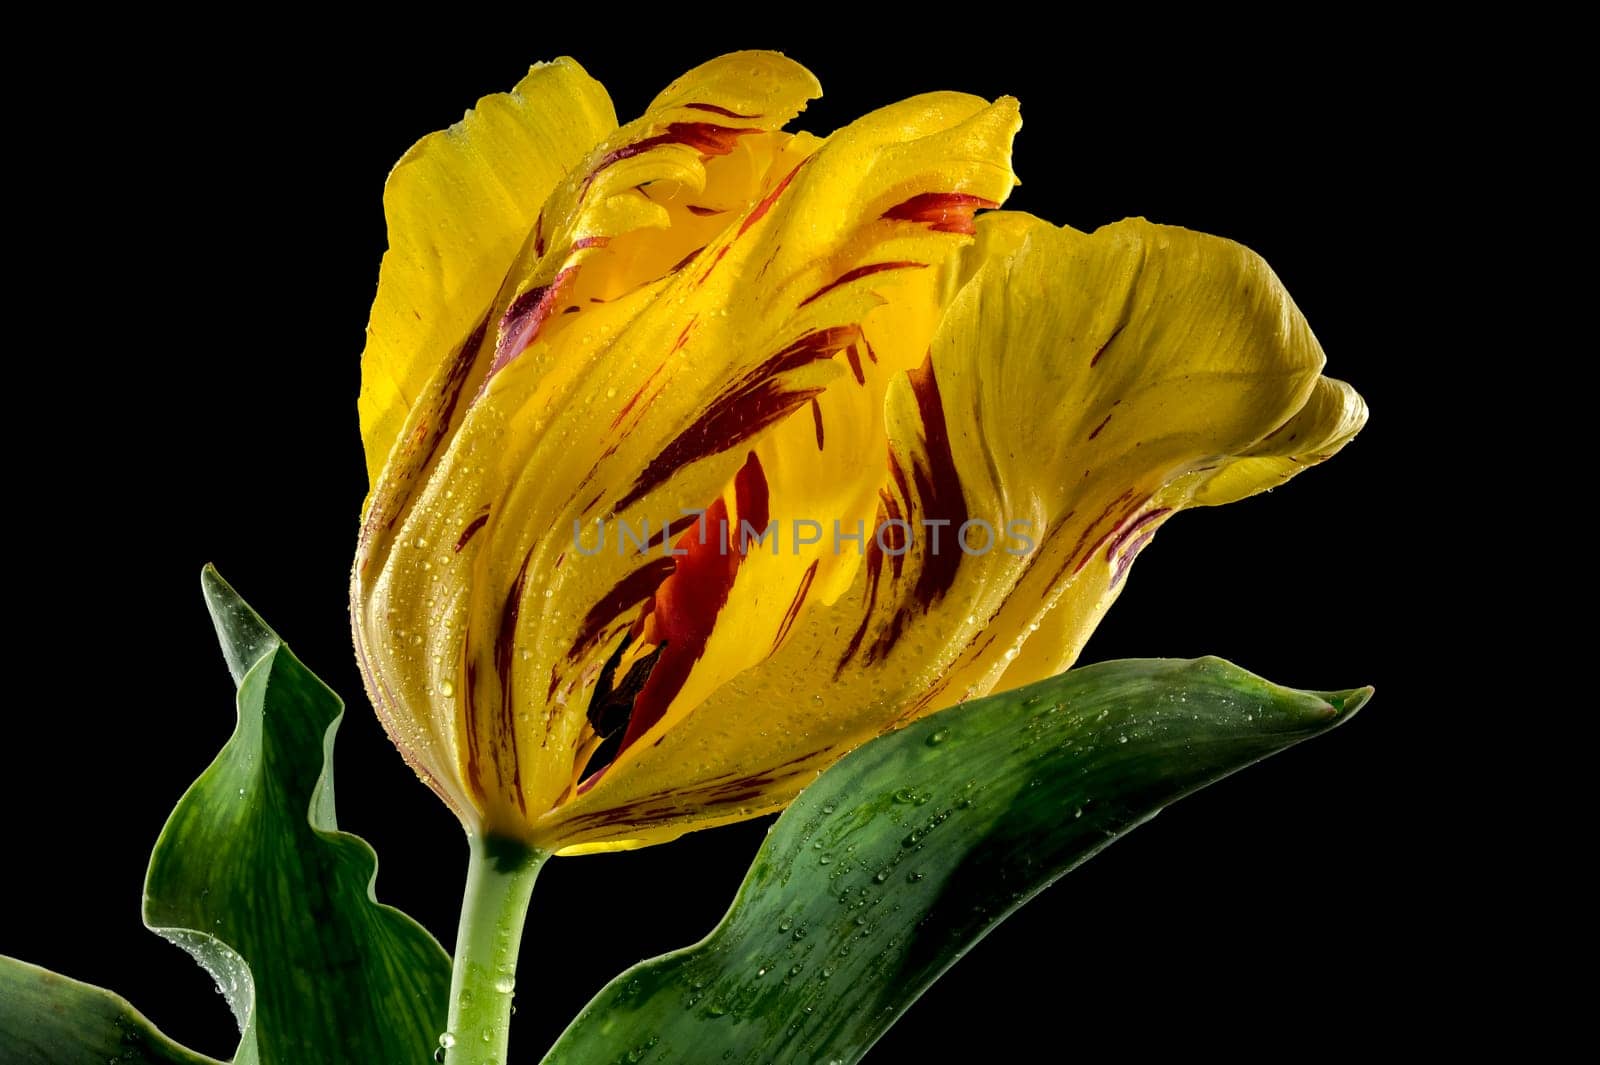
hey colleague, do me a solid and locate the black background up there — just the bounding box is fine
[7,24,1462,1064]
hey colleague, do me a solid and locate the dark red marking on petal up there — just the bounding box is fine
[617,327,859,510]
[611,321,696,429]
[684,102,763,119]
[567,745,825,821]
[571,235,610,252]
[671,320,697,354]
[669,245,707,275]
[836,522,886,677]
[454,510,490,553]
[862,334,879,364]
[1089,323,1125,368]
[562,305,580,315]
[881,192,999,236]
[1105,507,1172,562]
[905,355,968,609]
[669,510,706,538]
[583,452,768,792]
[884,451,913,582]
[845,344,866,385]
[1087,410,1115,440]
[755,242,782,283]
[686,204,726,217]
[773,560,820,652]
[1068,491,1148,577]
[739,160,806,237]
[810,397,825,449]
[1111,526,1161,588]
[798,261,927,308]
[697,244,731,285]
[879,488,908,573]
[1261,418,1293,442]
[485,267,577,383]
[585,123,758,195]
[612,367,667,430]
[568,556,679,665]
[733,448,770,531]
[463,661,485,802]
[363,313,491,553]
[493,552,534,813]
[533,208,546,258]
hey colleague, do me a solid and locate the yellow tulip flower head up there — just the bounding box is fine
[351,52,1366,855]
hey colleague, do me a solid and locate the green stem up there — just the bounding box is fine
[441,833,547,1065]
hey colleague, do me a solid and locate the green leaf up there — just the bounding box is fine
[136,566,452,1064]
[541,657,1368,1065]
[0,955,222,1065]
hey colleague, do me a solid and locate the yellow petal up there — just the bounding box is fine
[358,58,616,505]
[541,212,1365,849]
[356,55,830,833]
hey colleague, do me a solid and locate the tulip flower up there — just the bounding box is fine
[350,50,1364,1058]
[353,50,1363,857]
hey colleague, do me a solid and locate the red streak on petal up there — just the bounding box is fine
[686,204,726,217]
[905,355,969,609]
[881,192,999,236]
[739,160,806,237]
[798,260,927,308]
[1087,410,1114,440]
[568,556,680,665]
[836,520,886,676]
[773,560,820,652]
[810,397,825,450]
[697,244,731,285]
[493,553,533,813]
[684,102,763,119]
[597,452,770,782]
[845,344,866,385]
[1105,508,1172,562]
[1111,527,1161,588]
[484,267,577,384]
[454,510,490,552]
[1090,323,1125,368]
[585,123,759,195]
[618,327,859,510]
[463,661,485,802]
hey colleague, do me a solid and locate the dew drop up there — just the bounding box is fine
[440,680,456,698]
[926,728,950,746]
[494,974,515,994]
